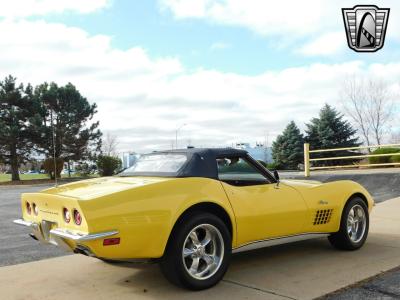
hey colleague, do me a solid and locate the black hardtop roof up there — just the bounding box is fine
[155,147,248,157]
[122,147,275,181]
[146,147,262,179]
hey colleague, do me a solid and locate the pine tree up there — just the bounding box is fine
[0,76,38,181]
[305,104,360,166]
[272,121,304,170]
[33,82,102,178]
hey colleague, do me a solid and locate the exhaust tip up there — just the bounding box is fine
[74,245,95,257]
[29,233,38,241]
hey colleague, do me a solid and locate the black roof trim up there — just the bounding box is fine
[154,147,248,157]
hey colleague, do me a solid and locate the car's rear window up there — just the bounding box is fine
[120,153,187,176]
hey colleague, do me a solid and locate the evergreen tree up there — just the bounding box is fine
[305,104,360,166]
[0,76,38,181]
[272,121,304,170]
[33,82,102,178]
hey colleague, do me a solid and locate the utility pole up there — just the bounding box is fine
[264,130,269,148]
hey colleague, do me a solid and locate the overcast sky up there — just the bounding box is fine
[0,0,399,152]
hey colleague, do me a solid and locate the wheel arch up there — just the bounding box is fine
[347,192,369,209]
[163,202,234,256]
[336,192,370,228]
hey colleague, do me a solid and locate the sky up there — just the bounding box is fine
[0,0,399,152]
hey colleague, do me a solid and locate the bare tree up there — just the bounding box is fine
[341,76,371,146]
[102,132,119,156]
[366,80,393,145]
[341,77,394,146]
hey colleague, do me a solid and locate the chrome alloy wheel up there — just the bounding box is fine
[347,204,367,243]
[182,224,224,280]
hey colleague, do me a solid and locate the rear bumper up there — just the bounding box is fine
[13,219,118,242]
[49,228,119,241]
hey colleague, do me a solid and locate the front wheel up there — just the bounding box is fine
[328,197,369,250]
[160,213,231,290]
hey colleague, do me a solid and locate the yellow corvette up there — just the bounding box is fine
[14,148,374,290]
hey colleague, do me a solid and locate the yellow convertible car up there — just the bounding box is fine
[14,148,374,290]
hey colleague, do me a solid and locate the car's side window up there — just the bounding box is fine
[217,156,270,186]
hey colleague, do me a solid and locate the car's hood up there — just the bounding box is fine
[41,176,171,200]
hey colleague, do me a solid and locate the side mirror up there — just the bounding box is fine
[273,170,280,182]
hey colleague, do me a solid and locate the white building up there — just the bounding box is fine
[234,142,272,163]
[119,152,140,169]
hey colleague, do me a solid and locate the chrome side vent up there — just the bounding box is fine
[313,209,333,225]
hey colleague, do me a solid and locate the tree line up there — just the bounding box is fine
[272,76,398,170]
[272,104,360,170]
[0,75,102,181]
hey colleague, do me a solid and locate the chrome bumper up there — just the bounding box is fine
[49,228,119,241]
[13,219,33,227]
[13,219,118,242]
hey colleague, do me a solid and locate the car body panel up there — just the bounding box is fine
[19,176,237,259]
[40,176,171,200]
[220,181,309,245]
[15,148,374,261]
[286,179,374,233]
[17,175,374,260]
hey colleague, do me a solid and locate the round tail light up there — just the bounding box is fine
[26,202,31,215]
[32,203,38,216]
[63,207,71,223]
[73,209,82,225]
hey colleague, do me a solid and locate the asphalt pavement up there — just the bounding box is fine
[0,184,67,267]
[280,169,400,203]
[322,267,400,299]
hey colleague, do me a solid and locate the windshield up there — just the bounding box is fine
[120,153,188,176]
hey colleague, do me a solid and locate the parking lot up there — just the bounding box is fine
[0,185,66,267]
[1,178,400,299]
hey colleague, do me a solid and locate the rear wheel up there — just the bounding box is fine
[160,213,231,290]
[328,197,369,250]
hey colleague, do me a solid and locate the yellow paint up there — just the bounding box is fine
[19,176,374,259]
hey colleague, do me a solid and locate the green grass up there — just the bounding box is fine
[0,173,84,183]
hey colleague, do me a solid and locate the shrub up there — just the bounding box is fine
[42,158,64,179]
[218,161,254,173]
[368,148,400,164]
[75,163,91,177]
[97,155,122,176]
[266,162,280,170]
[390,152,400,163]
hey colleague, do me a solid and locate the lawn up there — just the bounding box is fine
[0,173,83,183]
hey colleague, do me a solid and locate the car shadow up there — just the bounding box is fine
[111,238,333,289]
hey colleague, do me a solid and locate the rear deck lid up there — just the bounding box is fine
[40,176,170,200]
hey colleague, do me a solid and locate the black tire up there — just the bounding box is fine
[160,212,231,290]
[328,197,369,250]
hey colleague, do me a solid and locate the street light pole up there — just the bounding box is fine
[175,123,187,149]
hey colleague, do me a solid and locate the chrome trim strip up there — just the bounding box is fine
[14,219,118,242]
[49,228,119,241]
[13,219,33,227]
[232,233,329,253]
